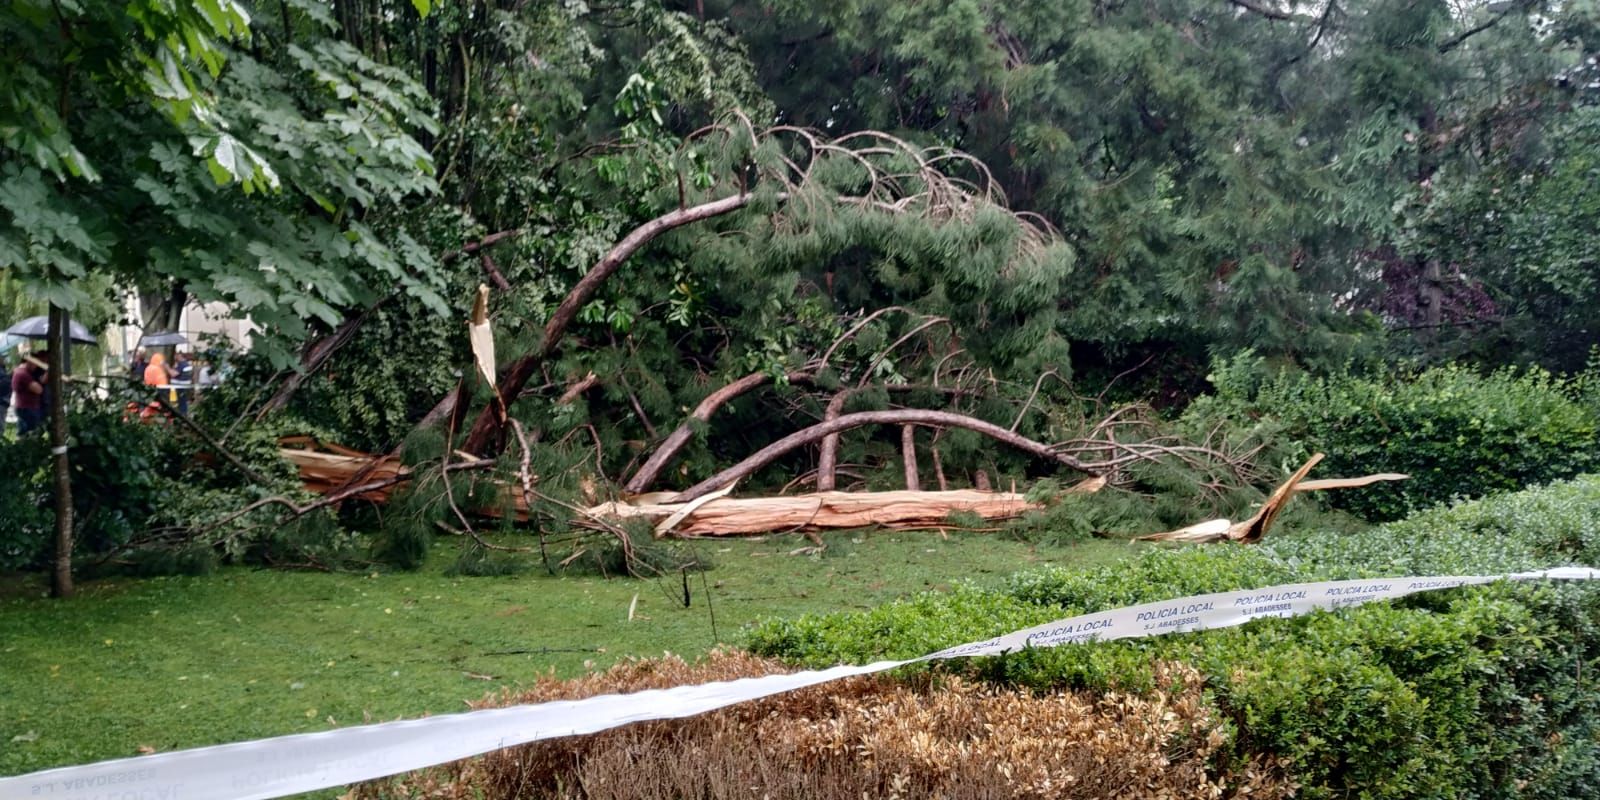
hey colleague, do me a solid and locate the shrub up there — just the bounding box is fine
[1184,355,1599,521]
[0,395,175,570]
[748,476,1600,798]
[362,651,1294,800]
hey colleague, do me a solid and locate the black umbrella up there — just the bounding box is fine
[138,331,189,348]
[3,315,98,345]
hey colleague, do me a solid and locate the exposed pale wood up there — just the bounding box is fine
[1140,454,1328,544]
[1138,519,1231,543]
[1228,452,1323,543]
[1294,473,1409,492]
[586,490,1041,537]
[279,442,532,519]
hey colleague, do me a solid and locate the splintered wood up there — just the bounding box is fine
[280,439,408,502]
[584,490,1043,537]
[1138,455,1410,544]
[279,437,532,518]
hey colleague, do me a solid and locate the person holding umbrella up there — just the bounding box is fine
[11,349,48,435]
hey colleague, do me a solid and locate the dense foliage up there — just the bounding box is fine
[6,0,1600,578]
[1185,354,1600,520]
[749,476,1600,798]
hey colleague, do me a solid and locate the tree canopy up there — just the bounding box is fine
[3,0,1598,582]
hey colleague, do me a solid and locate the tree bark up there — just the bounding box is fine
[901,425,920,491]
[815,389,853,492]
[460,192,763,456]
[668,409,1097,503]
[624,368,812,494]
[47,306,73,599]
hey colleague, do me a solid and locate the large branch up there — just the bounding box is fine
[668,409,1098,503]
[459,192,763,456]
[624,368,813,494]
[1438,2,1525,53]
[256,298,389,420]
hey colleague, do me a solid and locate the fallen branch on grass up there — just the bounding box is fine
[585,490,1042,537]
[586,478,1105,538]
[1138,457,1408,544]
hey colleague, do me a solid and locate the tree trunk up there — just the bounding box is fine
[815,389,852,492]
[901,425,920,491]
[460,192,764,456]
[668,409,1097,503]
[47,306,73,599]
[624,368,812,494]
[1420,258,1444,331]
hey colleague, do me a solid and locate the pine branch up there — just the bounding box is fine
[668,409,1100,503]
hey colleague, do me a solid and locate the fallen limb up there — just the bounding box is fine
[461,191,768,455]
[624,367,815,494]
[669,409,1098,503]
[587,490,1041,536]
[1140,454,1332,544]
[817,384,969,491]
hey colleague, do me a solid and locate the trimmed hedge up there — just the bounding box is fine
[747,477,1600,798]
[1183,357,1599,521]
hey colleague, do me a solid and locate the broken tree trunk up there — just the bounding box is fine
[668,409,1097,503]
[586,490,1040,537]
[1137,456,1408,544]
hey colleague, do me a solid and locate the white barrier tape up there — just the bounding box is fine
[4,566,1596,800]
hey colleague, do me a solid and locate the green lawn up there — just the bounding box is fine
[0,530,1137,777]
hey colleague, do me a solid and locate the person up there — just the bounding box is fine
[142,352,171,387]
[0,355,10,434]
[172,350,194,415]
[141,352,171,420]
[129,349,147,383]
[12,350,47,436]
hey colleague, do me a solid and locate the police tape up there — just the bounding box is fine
[4,566,1597,800]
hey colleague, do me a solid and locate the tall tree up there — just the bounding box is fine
[0,0,446,593]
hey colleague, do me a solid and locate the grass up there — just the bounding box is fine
[0,529,1137,777]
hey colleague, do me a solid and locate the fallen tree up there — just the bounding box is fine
[586,489,1041,536]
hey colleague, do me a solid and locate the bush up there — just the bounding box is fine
[1185,355,1599,521]
[0,396,175,570]
[748,476,1600,798]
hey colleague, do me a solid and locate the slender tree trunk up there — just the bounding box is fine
[47,306,73,599]
[900,425,920,491]
[816,390,852,492]
[668,409,1097,503]
[1415,104,1443,350]
[817,384,967,491]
